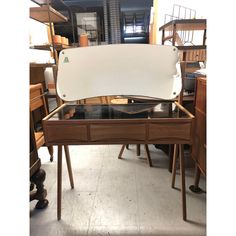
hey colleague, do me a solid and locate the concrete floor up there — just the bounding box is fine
[30,144,206,236]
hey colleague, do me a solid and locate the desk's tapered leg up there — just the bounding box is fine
[145,144,152,167]
[118,145,126,159]
[179,144,187,221]
[136,144,141,156]
[64,145,74,189]
[57,145,63,220]
[171,144,178,188]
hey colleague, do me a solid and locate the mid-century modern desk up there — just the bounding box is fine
[43,101,194,220]
[42,44,194,221]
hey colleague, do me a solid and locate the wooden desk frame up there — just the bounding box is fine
[43,101,194,221]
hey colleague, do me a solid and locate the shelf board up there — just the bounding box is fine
[30,44,51,50]
[159,19,206,32]
[30,62,55,68]
[31,0,48,5]
[30,5,68,23]
[30,44,72,51]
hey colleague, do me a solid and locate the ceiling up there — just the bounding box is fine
[51,0,153,12]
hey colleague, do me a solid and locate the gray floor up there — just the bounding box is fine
[30,144,206,236]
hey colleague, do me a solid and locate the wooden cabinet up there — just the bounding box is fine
[189,77,206,193]
[192,77,206,175]
[30,113,48,209]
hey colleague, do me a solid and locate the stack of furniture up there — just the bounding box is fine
[30,83,54,162]
[30,0,69,106]
[159,18,207,105]
[159,19,207,172]
[30,113,48,209]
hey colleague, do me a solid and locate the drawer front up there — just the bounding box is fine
[148,122,192,143]
[90,123,146,142]
[45,124,88,143]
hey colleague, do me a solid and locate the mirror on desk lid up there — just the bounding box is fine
[56,44,182,102]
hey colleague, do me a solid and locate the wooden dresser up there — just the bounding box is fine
[190,77,206,192]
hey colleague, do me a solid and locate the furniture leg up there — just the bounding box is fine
[64,145,74,189]
[57,145,62,220]
[126,144,129,149]
[189,165,204,193]
[118,145,126,159]
[179,144,187,221]
[30,168,48,209]
[136,144,141,156]
[171,144,178,188]
[144,144,152,167]
[47,145,54,162]
[168,144,174,172]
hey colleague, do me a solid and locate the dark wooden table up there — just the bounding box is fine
[43,101,194,221]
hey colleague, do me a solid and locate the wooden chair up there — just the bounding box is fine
[30,83,54,161]
[118,144,153,167]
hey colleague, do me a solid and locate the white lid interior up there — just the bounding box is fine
[57,44,182,101]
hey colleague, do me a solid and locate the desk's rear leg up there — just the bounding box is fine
[64,145,74,189]
[145,144,152,167]
[171,144,179,188]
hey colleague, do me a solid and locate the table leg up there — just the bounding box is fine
[168,144,174,173]
[171,144,178,188]
[64,145,74,189]
[189,165,204,193]
[145,144,152,167]
[57,145,62,220]
[179,144,187,221]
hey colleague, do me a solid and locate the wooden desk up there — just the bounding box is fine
[43,101,194,220]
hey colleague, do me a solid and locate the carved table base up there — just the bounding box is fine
[30,168,48,209]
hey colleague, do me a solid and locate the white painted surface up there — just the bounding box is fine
[57,44,182,101]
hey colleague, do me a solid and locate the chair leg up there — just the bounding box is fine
[118,145,126,159]
[171,144,179,188]
[64,145,74,189]
[47,146,54,162]
[144,144,152,167]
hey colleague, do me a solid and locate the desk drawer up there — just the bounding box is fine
[45,124,88,143]
[148,122,192,143]
[90,123,146,142]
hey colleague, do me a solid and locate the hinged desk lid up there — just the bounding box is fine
[57,44,182,101]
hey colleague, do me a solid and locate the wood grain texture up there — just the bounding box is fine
[90,123,146,142]
[192,77,206,175]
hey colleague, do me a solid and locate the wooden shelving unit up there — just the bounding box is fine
[30,5,68,23]
[159,19,207,105]
[30,0,69,108]
[30,44,71,51]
